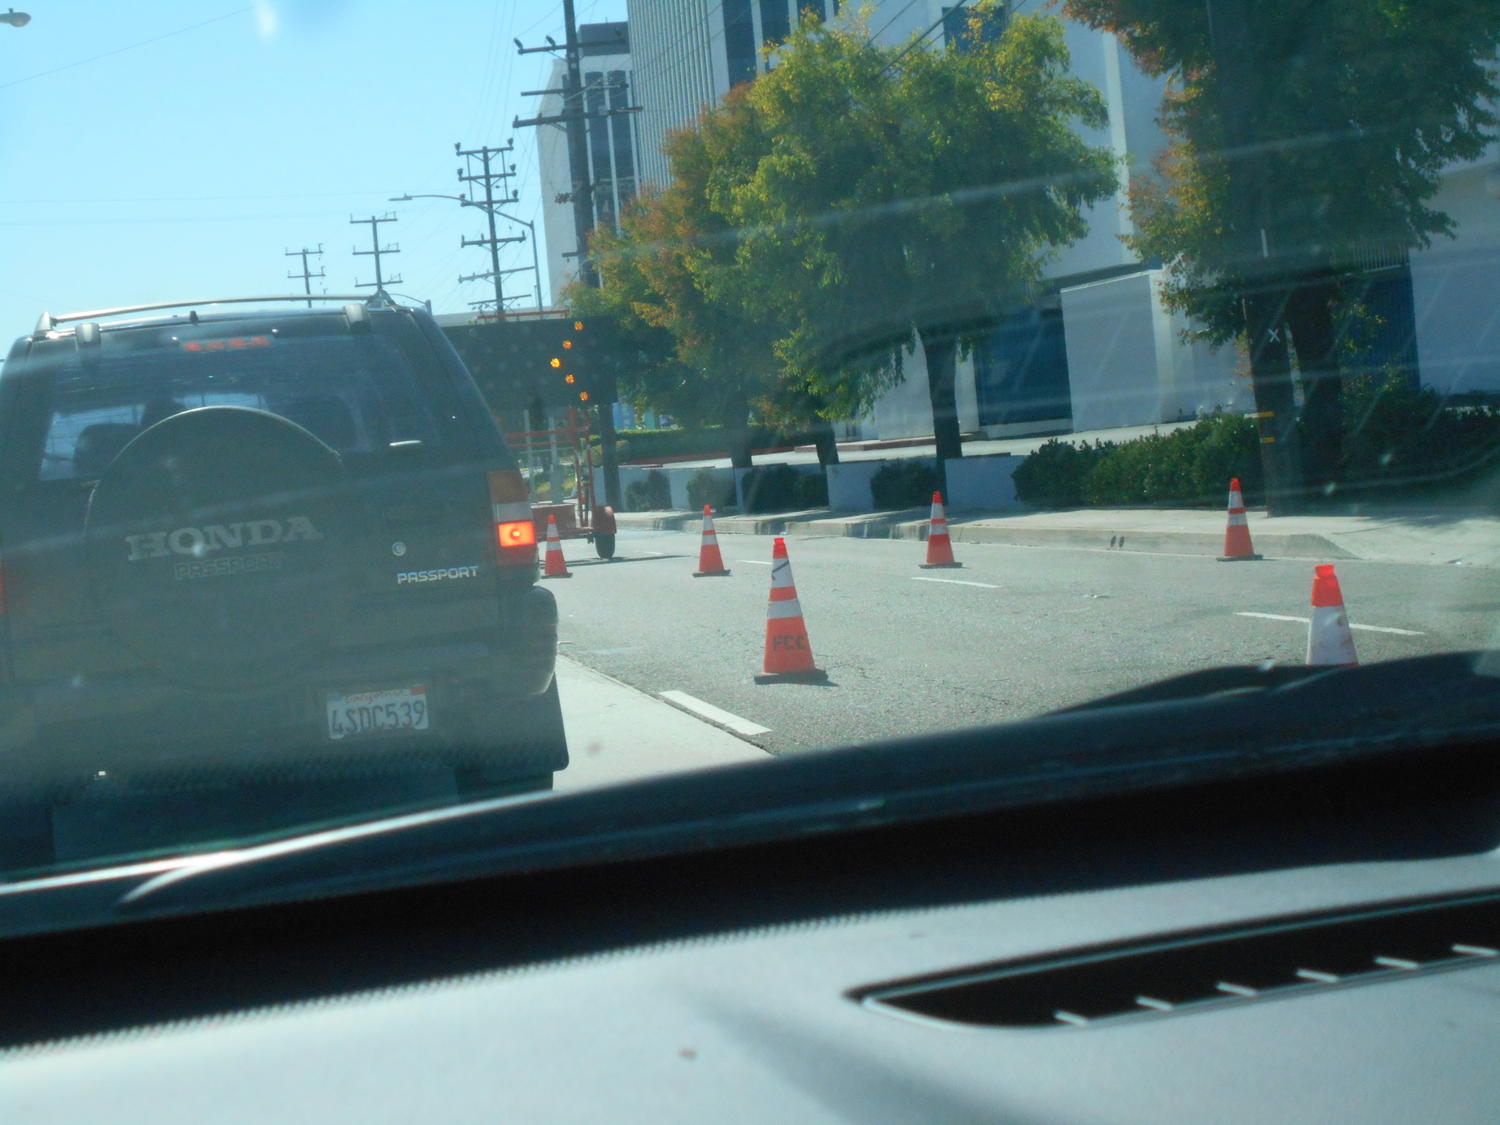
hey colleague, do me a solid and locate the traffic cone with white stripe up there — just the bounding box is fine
[1218,477,1262,561]
[540,513,571,579]
[693,504,731,577]
[754,536,828,684]
[919,491,962,568]
[1307,563,1357,666]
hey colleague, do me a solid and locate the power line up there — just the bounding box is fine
[865,0,926,47]
[882,0,973,73]
[0,7,252,91]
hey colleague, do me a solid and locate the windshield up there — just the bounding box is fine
[0,1,1497,918]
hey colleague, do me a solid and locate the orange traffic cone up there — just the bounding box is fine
[754,537,828,684]
[539,513,571,579]
[1307,563,1357,666]
[1218,477,1262,561]
[693,504,731,577]
[920,490,961,568]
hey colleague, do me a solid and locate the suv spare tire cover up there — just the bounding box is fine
[85,406,352,688]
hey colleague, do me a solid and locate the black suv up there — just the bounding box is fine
[0,297,566,861]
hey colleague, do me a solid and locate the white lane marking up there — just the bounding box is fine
[1234,611,1425,636]
[738,559,773,566]
[911,577,999,589]
[658,691,772,737]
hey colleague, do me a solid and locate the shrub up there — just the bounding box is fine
[870,458,941,509]
[1011,438,1102,507]
[686,468,736,511]
[1336,374,1500,491]
[1013,415,1263,509]
[791,468,829,508]
[740,465,802,513]
[623,469,670,511]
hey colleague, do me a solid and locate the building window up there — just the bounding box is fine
[724,0,757,87]
[943,4,1007,52]
[583,71,615,229]
[760,0,791,47]
[607,69,636,208]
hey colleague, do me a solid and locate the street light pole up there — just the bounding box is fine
[390,192,544,311]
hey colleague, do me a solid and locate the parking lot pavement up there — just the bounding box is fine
[553,655,770,792]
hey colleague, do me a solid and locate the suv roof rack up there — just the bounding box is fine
[31,295,389,339]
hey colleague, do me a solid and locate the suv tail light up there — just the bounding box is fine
[487,468,537,569]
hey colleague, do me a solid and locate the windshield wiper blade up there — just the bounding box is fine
[61,650,1500,923]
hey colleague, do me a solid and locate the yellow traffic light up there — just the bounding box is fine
[579,391,590,402]
[562,339,572,350]
[549,357,561,368]
[573,320,584,332]
[564,374,575,383]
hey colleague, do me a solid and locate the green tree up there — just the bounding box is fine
[576,86,841,469]
[573,89,786,471]
[729,6,1118,465]
[1066,0,1500,500]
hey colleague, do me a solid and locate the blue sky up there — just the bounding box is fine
[0,0,628,338]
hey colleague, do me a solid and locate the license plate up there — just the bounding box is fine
[326,686,430,741]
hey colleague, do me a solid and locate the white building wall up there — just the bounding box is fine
[1409,157,1500,395]
[538,59,575,307]
[867,340,982,439]
[1061,272,1160,432]
[629,0,723,188]
[537,35,641,306]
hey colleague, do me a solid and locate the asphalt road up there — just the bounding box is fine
[550,528,1500,756]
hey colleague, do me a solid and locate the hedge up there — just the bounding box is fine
[615,424,821,463]
[624,469,670,511]
[870,459,942,509]
[1013,414,1263,508]
[1013,388,1500,510]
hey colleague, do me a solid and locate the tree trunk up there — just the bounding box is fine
[809,414,840,467]
[920,329,963,465]
[1286,278,1341,493]
[721,391,753,471]
[1244,287,1306,515]
[1212,0,1306,515]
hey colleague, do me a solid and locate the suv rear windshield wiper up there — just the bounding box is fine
[6,652,1500,930]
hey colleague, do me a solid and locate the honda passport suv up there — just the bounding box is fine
[0,297,566,864]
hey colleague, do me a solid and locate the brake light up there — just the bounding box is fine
[487,468,536,569]
[498,520,536,549]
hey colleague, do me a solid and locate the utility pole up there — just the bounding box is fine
[284,244,325,308]
[350,213,402,300]
[514,0,641,509]
[456,140,527,313]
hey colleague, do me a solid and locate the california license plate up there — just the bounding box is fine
[326,686,430,740]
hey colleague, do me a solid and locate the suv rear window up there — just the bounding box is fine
[33,327,448,482]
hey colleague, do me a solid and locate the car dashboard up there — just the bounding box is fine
[3,725,1500,1123]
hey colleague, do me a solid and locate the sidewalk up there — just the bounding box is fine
[612,504,1500,568]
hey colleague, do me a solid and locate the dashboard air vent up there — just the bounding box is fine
[858,891,1500,1029]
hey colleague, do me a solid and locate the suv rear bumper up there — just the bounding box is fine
[1,586,563,792]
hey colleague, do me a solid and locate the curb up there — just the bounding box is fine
[610,510,1355,560]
